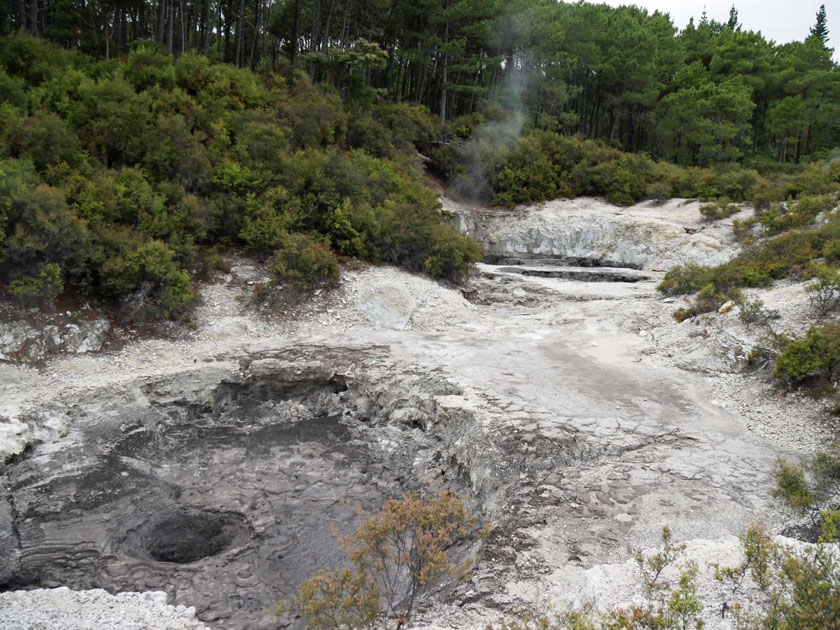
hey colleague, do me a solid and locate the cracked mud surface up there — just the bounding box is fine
[1,197,838,629]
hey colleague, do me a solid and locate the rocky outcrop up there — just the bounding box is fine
[445,197,750,271]
[0,314,111,363]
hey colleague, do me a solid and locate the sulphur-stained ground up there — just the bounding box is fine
[0,197,838,630]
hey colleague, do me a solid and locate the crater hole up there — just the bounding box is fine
[145,510,242,564]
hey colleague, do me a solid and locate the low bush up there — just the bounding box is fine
[738,298,779,325]
[99,236,195,321]
[658,264,710,296]
[6,262,63,304]
[267,232,339,289]
[491,527,705,630]
[773,321,840,385]
[699,200,740,221]
[806,263,840,316]
[278,491,487,630]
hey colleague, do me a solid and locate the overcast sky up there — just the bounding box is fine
[598,1,838,60]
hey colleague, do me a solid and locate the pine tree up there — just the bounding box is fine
[810,4,829,46]
[726,5,739,31]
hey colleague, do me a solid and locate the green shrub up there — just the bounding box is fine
[0,39,481,319]
[773,321,840,384]
[0,32,81,87]
[658,264,710,295]
[69,75,152,168]
[173,49,211,94]
[646,180,672,201]
[0,66,26,110]
[100,235,194,320]
[699,200,740,221]
[6,262,63,303]
[239,187,299,255]
[739,298,779,325]
[806,264,840,316]
[774,460,816,512]
[422,223,482,283]
[268,232,339,289]
[122,43,176,92]
[18,111,86,172]
[1,183,94,290]
[143,113,210,190]
[346,110,395,158]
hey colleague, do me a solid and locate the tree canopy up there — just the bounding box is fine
[2,0,836,163]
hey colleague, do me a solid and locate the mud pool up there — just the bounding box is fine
[1,351,477,629]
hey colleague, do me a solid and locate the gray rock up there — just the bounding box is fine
[0,316,111,363]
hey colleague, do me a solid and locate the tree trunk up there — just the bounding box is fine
[201,0,210,51]
[439,16,449,126]
[248,0,259,68]
[414,42,427,102]
[167,0,174,53]
[27,0,36,34]
[115,7,123,53]
[190,0,198,49]
[105,13,110,59]
[290,0,299,61]
[139,2,146,40]
[157,0,165,43]
[309,0,319,52]
[339,0,350,48]
[321,0,334,51]
[805,122,812,156]
[214,0,223,54]
[234,0,244,65]
[179,0,186,52]
[223,4,231,60]
[262,1,268,62]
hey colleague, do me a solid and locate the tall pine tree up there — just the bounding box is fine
[810,4,828,46]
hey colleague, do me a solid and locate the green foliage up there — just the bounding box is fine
[774,446,840,521]
[279,491,486,630]
[422,223,482,283]
[774,460,817,512]
[773,321,840,384]
[739,299,778,325]
[0,38,483,321]
[7,262,63,303]
[659,194,840,325]
[659,264,711,296]
[100,236,194,320]
[1,183,94,289]
[806,264,840,316]
[699,201,740,221]
[123,44,176,92]
[239,188,298,255]
[267,232,339,289]
[719,521,840,630]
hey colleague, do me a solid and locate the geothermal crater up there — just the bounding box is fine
[1,348,495,629]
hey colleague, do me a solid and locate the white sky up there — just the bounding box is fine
[598,0,839,60]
